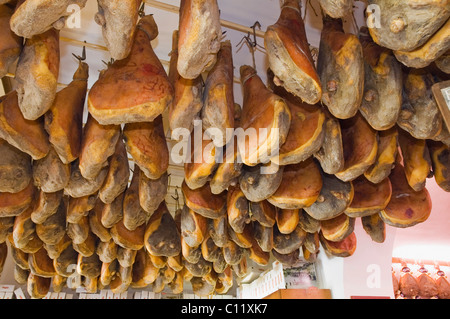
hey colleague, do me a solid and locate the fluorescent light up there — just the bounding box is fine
[393,244,450,262]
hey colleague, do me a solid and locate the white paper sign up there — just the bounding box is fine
[14,288,26,300]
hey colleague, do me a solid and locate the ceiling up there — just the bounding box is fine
[1,0,449,279]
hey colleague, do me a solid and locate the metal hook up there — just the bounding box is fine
[138,1,146,17]
[220,30,227,42]
[250,21,261,46]
[304,0,318,19]
[101,58,115,67]
[235,21,266,69]
[171,187,179,202]
[72,42,86,61]
[236,33,256,69]
[351,9,360,35]
[171,186,181,211]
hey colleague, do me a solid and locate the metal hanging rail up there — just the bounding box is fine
[5,1,267,87]
[143,0,266,38]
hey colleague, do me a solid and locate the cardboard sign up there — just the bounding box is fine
[432,80,450,132]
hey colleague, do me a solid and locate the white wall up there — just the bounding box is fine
[316,220,397,299]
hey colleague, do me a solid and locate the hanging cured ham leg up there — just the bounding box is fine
[267,69,325,166]
[394,19,450,69]
[45,52,88,164]
[361,213,386,243]
[98,136,130,204]
[304,171,353,221]
[435,50,450,74]
[0,139,32,194]
[0,4,22,78]
[335,113,378,182]
[317,15,364,119]
[10,0,88,38]
[398,129,432,192]
[345,175,392,218]
[265,0,322,104]
[201,40,235,147]
[0,90,50,160]
[359,26,402,131]
[182,180,226,219]
[95,0,142,61]
[239,65,291,166]
[268,159,323,210]
[428,140,450,192]
[0,180,35,218]
[397,69,443,140]
[380,163,431,228]
[33,147,70,193]
[184,128,221,190]
[366,0,449,52]
[15,28,60,120]
[314,112,344,175]
[123,115,169,180]
[318,0,353,19]
[168,30,203,133]
[399,263,419,298]
[88,14,173,125]
[78,114,120,181]
[139,170,167,215]
[177,0,222,80]
[209,104,243,195]
[144,202,181,257]
[364,127,398,184]
[122,166,148,231]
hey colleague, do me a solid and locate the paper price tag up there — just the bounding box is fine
[99,290,107,299]
[4,292,13,300]
[0,285,14,292]
[42,292,51,299]
[14,288,26,300]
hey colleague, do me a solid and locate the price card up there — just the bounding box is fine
[42,292,51,299]
[4,293,13,300]
[432,80,450,132]
[99,290,108,299]
[0,285,14,292]
[14,288,26,300]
